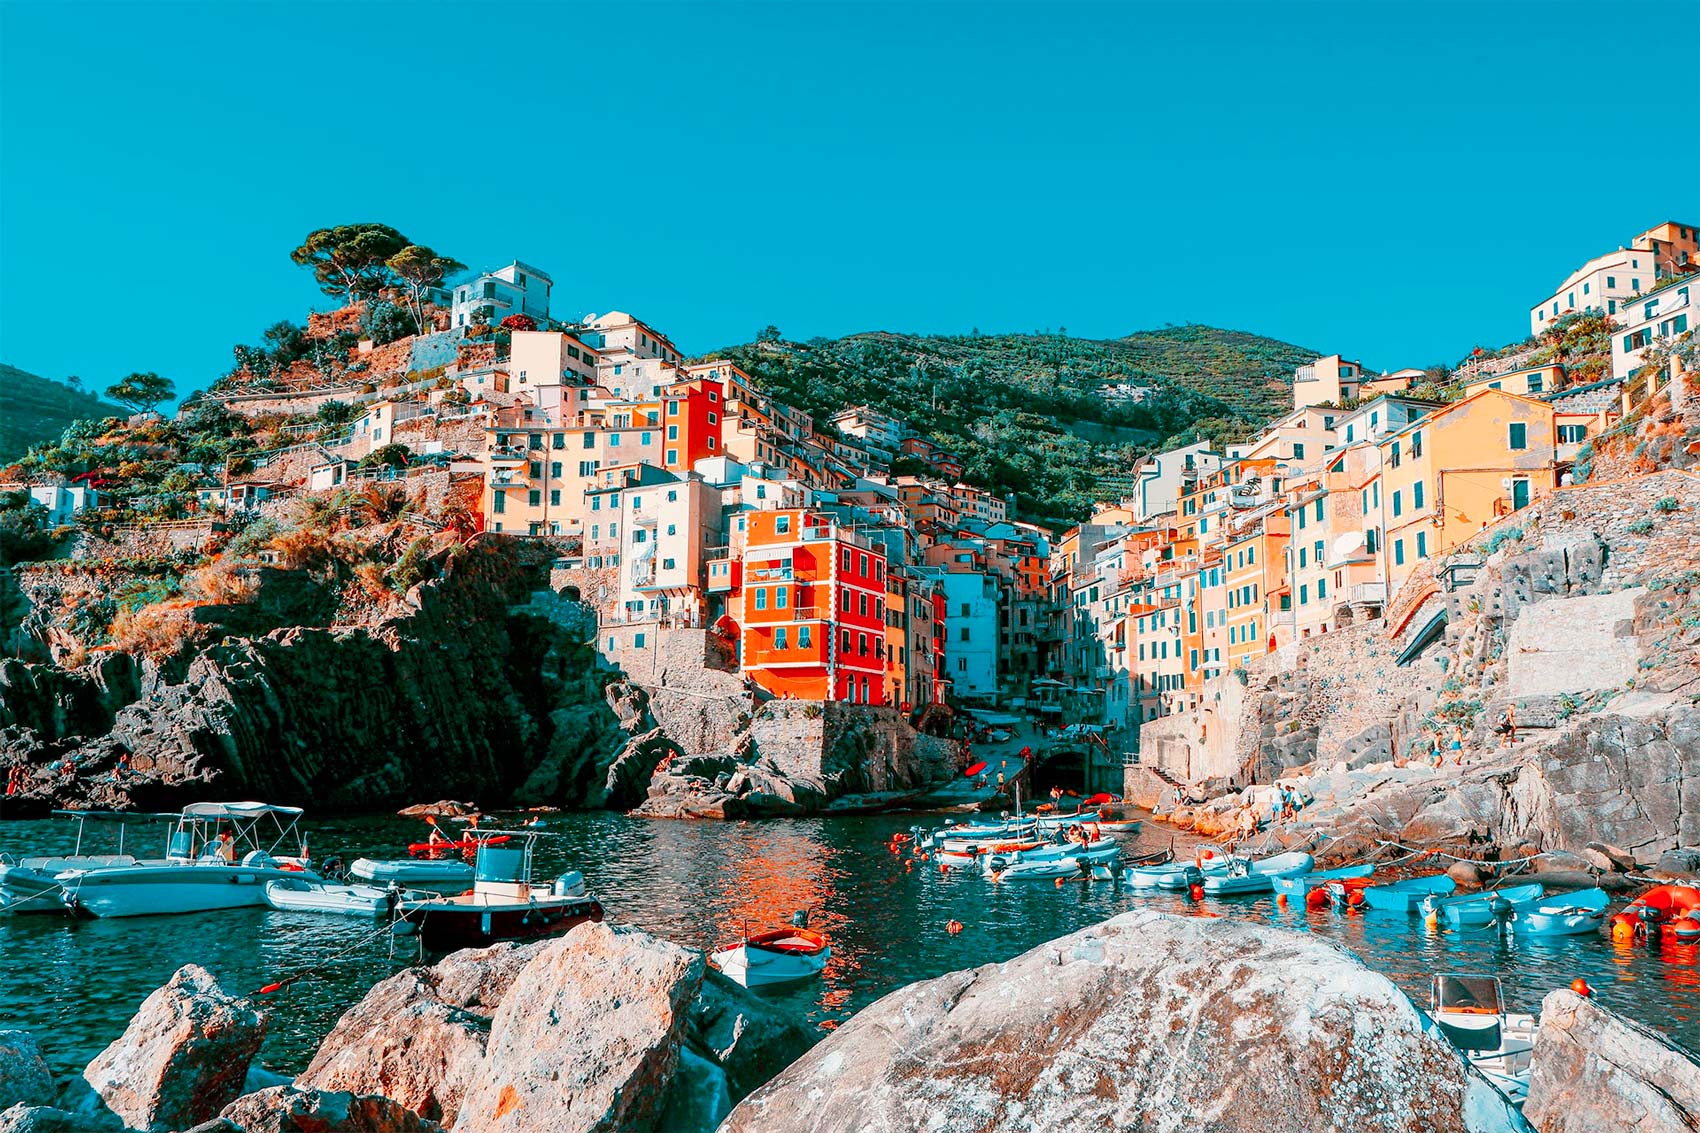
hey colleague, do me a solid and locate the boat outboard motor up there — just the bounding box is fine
[790,909,809,929]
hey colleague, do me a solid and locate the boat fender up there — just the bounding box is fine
[1571,978,1594,999]
[1055,877,1065,888]
[1305,888,1329,911]
[945,919,964,935]
[1276,892,1288,908]
[904,861,913,872]
[256,982,283,995]
[1347,889,1365,909]
[1666,915,1700,942]
[1188,883,1204,901]
[1610,911,1646,943]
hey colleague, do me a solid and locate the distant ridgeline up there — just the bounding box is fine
[0,364,124,464]
[702,325,1317,525]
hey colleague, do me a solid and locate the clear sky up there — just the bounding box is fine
[3,0,1694,399]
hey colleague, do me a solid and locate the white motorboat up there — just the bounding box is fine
[395,833,601,951]
[0,810,178,914]
[711,913,830,988]
[56,803,319,918]
[1200,851,1314,896]
[992,843,1120,881]
[350,857,475,887]
[1423,974,1536,1109]
[264,877,425,917]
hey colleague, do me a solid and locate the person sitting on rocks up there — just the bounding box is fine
[1493,704,1518,748]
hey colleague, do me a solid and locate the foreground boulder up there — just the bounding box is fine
[80,964,264,1132]
[724,910,1509,1133]
[212,1085,443,1132]
[452,923,705,1132]
[1524,988,1700,1132]
[0,1032,54,1110]
[0,1106,90,1133]
[296,942,546,1126]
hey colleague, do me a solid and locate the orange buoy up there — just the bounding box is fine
[1054,877,1065,888]
[1306,888,1329,911]
[1668,916,1700,943]
[1189,883,1204,901]
[1275,892,1288,908]
[946,919,964,935]
[904,860,913,872]
[1610,912,1645,943]
[1570,978,1594,998]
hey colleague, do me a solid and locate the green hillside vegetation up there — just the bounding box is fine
[702,325,1316,524]
[0,365,124,464]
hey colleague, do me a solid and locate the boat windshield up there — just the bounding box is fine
[1433,975,1504,1015]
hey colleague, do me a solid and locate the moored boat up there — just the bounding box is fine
[1428,884,1545,929]
[1201,851,1314,896]
[406,834,511,858]
[0,810,179,914]
[397,833,602,951]
[1504,888,1610,937]
[57,803,318,919]
[1274,863,1374,895]
[992,843,1120,881]
[1423,974,1536,1109]
[264,878,427,917]
[350,858,475,887]
[711,918,830,987]
[1347,873,1455,912]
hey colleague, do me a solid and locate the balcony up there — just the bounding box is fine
[1342,582,1386,605]
[747,561,794,582]
[489,446,528,465]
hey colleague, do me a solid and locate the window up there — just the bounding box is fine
[1416,531,1428,558]
[641,432,652,445]
[582,433,595,449]
[1394,539,1406,565]
[842,629,852,651]
[493,491,506,514]
[609,434,621,447]
[1298,546,1307,568]
[858,633,869,655]
[550,461,562,478]
[665,450,678,464]
[528,490,541,506]
[1299,584,1309,605]
[776,515,791,534]
[549,490,561,506]
[1365,527,1379,554]
[529,433,543,450]
[1411,430,1423,458]
[667,425,678,440]
[1527,374,1543,394]
[579,460,597,476]
[1392,490,1402,518]
[1317,577,1326,599]
[1557,424,1587,444]
[529,462,542,478]
[842,549,852,571]
[959,626,971,641]
[1314,499,1323,521]
[551,434,565,449]
[841,591,851,613]
[633,530,646,544]
[1293,442,1305,459]
[1508,423,1527,451]
[858,593,868,616]
[1607,276,1617,289]
[634,632,645,648]
[798,626,812,649]
[754,589,767,610]
[1390,441,1400,468]
[776,587,789,609]
[667,400,680,415]
[774,627,788,650]
[1413,480,1425,509]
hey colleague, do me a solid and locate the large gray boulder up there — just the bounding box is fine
[451,922,703,1133]
[80,964,264,1132]
[296,942,545,1126]
[0,1033,53,1110]
[723,910,1509,1133]
[1524,988,1700,1132]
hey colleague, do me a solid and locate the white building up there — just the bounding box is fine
[26,483,98,525]
[1611,278,1694,382]
[450,261,552,329]
[616,472,723,627]
[939,570,1000,702]
[828,405,906,465]
[1129,441,1221,523]
[1530,247,1656,337]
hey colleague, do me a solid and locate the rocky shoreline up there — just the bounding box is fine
[3,913,1696,1133]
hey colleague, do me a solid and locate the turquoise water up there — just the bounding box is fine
[4,811,1698,1080]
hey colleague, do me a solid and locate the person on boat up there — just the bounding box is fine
[215,830,236,864]
[424,815,451,847]
[996,770,1005,792]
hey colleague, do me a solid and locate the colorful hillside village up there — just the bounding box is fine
[13,222,1695,759]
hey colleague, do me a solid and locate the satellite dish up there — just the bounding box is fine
[1331,531,1366,560]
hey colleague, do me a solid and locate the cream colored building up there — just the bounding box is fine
[1610,277,1693,382]
[1291,354,1364,409]
[1530,247,1657,336]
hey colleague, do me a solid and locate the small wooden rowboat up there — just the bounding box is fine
[712,928,830,987]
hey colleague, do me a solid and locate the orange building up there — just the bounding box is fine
[737,509,890,704]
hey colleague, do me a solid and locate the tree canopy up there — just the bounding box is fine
[291,224,412,305]
[105,372,176,414]
[387,244,466,334]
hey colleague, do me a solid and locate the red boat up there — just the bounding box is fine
[406,834,511,858]
[398,833,602,951]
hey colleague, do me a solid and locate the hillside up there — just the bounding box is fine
[0,364,123,464]
[701,325,1316,524]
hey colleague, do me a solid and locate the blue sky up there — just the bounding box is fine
[2,1,1694,399]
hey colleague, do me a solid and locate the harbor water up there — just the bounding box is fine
[4,810,1699,1079]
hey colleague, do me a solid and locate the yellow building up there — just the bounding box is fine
[1462,364,1564,400]
[1224,511,1288,668]
[1377,388,1557,596]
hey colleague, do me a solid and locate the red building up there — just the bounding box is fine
[659,376,723,472]
[737,508,889,704]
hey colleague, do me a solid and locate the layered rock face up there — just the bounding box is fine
[1,544,634,814]
[636,700,957,818]
[723,910,1514,1133]
[1524,988,1700,1133]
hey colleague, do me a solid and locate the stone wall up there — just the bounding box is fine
[1505,588,1642,697]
